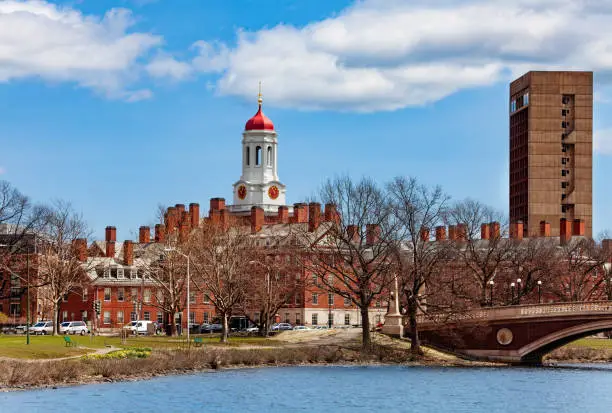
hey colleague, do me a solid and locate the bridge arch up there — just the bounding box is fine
[518,320,612,363]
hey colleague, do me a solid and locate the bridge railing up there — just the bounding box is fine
[414,301,612,325]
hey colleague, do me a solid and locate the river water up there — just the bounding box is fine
[1,365,611,412]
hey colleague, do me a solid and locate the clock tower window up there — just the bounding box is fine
[255,146,262,166]
[267,146,272,166]
[246,147,250,166]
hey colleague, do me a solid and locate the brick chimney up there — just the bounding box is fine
[603,239,612,255]
[189,203,200,228]
[251,206,264,233]
[106,241,115,258]
[572,219,585,237]
[175,204,186,217]
[366,224,381,245]
[457,223,468,241]
[490,222,501,239]
[510,221,524,240]
[105,226,116,243]
[123,240,134,266]
[220,208,230,230]
[560,218,572,244]
[308,202,321,232]
[73,238,87,262]
[481,223,490,240]
[155,224,165,243]
[210,198,226,213]
[278,206,289,224]
[165,207,178,233]
[448,225,458,241]
[420,227,430,242]
[293,203,308,223]
[347,225,360,243]
[435,226,447,242]
[179,211,191,243]
[139,226,150,244]
[539,221,551,237]
[324,204,339,224]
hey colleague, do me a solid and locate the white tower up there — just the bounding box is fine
[231,89,286,214]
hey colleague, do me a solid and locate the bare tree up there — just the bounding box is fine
[298,176,396,352]
[545,238,607,302]
[189,220,253,343]
[387,176,453,355]
[36,201,91,335]
[447,199,515,306]
[239,240,304,336]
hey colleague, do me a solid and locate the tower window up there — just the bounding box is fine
[246,147,250,166]
[267,146,272,166]
[255,146,262,166]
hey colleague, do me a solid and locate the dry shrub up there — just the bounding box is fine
[547,347,612,362]
[1,361,39,387]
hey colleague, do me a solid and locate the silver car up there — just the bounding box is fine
[59,321,89,335]
[29,321,53,335]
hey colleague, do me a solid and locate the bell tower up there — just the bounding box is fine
[231,85,286,214]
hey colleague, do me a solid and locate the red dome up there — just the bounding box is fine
[245,105,274,131]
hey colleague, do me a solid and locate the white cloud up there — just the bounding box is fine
[182,0,612,111]
[0,1,162,100]
[595,129,612,155]
[0,166,5,175]
[146,53,193,81]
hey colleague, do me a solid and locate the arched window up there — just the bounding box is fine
[267,146,272,166]
[255,146,262,166]
[245,147,250,166]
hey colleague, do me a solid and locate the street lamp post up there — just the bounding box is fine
[328,293,333,328]
[165,248,190,343]
[488,280,495,307]
[510,282,516,305]
[516,278,522,305]
[537,280,543,304]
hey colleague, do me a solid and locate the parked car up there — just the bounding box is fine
[15,324,32,334]
[245,326,260,333]
[122,321,139,333]
[125,320,155,335]
[188,323,201,334]
[271,323,293,331]
[29,321,53,335]
[200,323,223,333]
[292,325,311,331]
[59,321,89,335]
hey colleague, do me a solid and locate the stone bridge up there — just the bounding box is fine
[383,301,612,364]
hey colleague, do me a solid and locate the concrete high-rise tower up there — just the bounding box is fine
[509,71,593,238]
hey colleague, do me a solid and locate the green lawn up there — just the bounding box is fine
[0,334,275,359]
[564,338,612,349]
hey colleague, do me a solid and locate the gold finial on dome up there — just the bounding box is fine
[257,81,263,107]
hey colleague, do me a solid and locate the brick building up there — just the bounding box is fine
[509,71,593,238]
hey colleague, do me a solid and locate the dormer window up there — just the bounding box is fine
[117,268,124,279]
[110,268,118,279]
[130,269,137,279]
[104,268,110,279]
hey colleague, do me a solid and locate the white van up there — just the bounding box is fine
[130,320,155,335]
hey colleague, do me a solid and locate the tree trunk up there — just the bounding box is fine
[220,312,229,343]
[52,300,60,336]
[407,296,423,356]
[360,305,371,353]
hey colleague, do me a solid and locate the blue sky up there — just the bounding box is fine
[0,0,611,240]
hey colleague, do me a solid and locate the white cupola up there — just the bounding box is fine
[230,90,286,214]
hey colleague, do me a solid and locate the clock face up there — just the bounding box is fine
[268,185,279,200]
[237,185,247,200]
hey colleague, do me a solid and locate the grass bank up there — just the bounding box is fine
[545,338,612,363]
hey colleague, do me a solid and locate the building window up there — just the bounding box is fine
[131,312,137,321]
[104,288,111,302]
[255,146,262,166]
[82,288,88,302]
[203,312,209,323]
[328,293,334,305]
[345,314,351,325]
[295,294,301,305]
[157,313,163,324]
[246,146,250,166]
[104,268,110,278]
[375,300,381,308]
[144,289,151,303]
[312,293,318,305]
[111,268,118,278]
[117,268,124,279]
[189,312,195,324]
[203,294,210,304]
[81,311,88,321]
[562,169,569,177]
[131,288,138,300]
[62,294,68,302]
[144,311,151,321]
[103,311,111,324]
[130,269,137,279]
[285,312,290,323]
[10,303,21,316]
[523,92,529,106]
[189,291,196,304]
[267,146,272,166]
[296,313,301,325]
[117,311,124,324]
[117,288,125,302]
[344,297,351,307]
[312,274,318,287]
[311,313,318,325]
